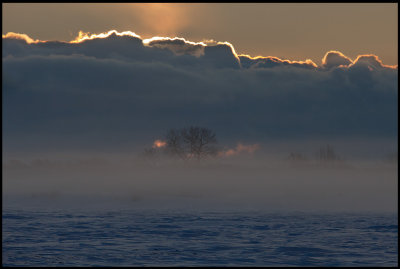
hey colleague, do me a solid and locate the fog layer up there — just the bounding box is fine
[3,152,397,213]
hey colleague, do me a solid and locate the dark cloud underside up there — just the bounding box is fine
[2,34,398,151]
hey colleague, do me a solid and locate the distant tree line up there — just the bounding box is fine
[287,144,342,163]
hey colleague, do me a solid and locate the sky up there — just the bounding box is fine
[2,3,398,66]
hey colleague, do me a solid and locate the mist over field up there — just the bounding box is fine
[3,141,397,213]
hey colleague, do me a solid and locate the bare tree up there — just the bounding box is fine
[165,126,218,160]
[165,128,186,159]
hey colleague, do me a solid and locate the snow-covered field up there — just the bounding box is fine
[2,209,398,266]
[3,156,397,266]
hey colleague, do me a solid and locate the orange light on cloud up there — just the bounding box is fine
[143,36,208,57]
[351,54,398,69]
[321,50,398,69]
[219,41,241,62]
[321,50,353,67]
[152,139,167,148]
[203,39,241,61]
[238,54,318,68]
[2,32,42,44]
[70,30,141,43]
[218,143,260,157]
[3,30,397,70]
[143,36,207,47]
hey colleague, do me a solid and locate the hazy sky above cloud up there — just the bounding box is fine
[2,3,398,66]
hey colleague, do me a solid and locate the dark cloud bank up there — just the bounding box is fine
[2,32,397,213]
[3,32,398,150]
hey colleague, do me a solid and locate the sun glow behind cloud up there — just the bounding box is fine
[128,3,192,37]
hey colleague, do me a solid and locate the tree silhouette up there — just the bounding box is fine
[165,126,218,160]
[315,144,340,162]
